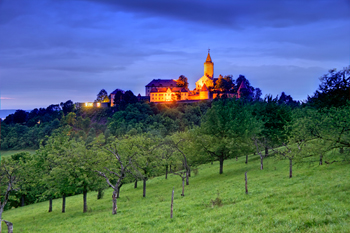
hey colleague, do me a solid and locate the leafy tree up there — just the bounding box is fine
[131,134,161,197]
[198,99,262,174]
[308,66,350,108]
[60,100,75,115]
[176,75,189,89]
[253,96,292,157]
[214,75,234,92]
[0,157,20,232]
[96,89,109,103]
[123,90,138,105]
[95,137,137,215]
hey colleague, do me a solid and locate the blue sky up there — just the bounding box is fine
[0,0,349,109]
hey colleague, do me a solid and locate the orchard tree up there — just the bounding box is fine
[0,158,20,233]
[131,134,161,198]
[95,137,137,215]
[198,99,262,174]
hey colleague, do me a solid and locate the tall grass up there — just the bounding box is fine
[2,151,349,232]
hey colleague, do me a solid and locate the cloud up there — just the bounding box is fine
[0,97,14,100]
[81,0,350,28]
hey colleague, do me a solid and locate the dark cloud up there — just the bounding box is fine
[82,0,350,28]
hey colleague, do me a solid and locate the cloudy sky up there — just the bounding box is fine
[0,0,349,110]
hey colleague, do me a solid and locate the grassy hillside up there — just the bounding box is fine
[0,150,36,158]
[2,152,349,233]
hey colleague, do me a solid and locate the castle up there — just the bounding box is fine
[145,51,237,102]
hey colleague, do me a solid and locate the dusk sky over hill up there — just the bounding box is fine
[0,0,349,110]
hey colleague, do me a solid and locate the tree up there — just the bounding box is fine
[253,96,292,157]
[308,66,350,108]
[198,99,262,174]
[214,75,234,92]
[96,89,109,103]
[60,100,74,115]
[176,75,189,89]
[131,134,161,198]
[0,158,20,232]
[95,138,136,215]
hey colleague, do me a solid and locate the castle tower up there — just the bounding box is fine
[204,50,214,78]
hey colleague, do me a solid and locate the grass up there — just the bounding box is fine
[2,152,350,232]
[0,150,36,158]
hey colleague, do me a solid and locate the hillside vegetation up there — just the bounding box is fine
[2,151,349,233]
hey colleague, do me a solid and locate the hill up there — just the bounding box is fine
[2,152,349,232]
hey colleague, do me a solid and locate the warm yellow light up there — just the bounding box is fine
[97,102,101,107]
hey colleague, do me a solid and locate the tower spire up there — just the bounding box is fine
[206,49,212,63]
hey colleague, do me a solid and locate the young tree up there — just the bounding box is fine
[131,134,161,198]
[198,99,261,174]
[0,158,20,232]
[95,138,136,215]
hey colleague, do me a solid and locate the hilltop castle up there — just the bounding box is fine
[145,51,239,102]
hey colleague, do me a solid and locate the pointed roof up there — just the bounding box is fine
[205,51,212,63]
[201,84,209,91]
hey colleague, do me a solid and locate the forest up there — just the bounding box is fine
[0,67,349,232]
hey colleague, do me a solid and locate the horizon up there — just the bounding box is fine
[1,0,349,110]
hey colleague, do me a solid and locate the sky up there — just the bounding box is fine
[0,0,349,110]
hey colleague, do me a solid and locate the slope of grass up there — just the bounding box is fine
[0,150,36,158]
[2,152,350,233]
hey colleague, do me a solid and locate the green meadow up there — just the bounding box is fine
[0,150,36,158]
[2,152,349,233]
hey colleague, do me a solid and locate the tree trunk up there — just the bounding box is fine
[245,172,248,194]
[245,154,248,164]
[83,190,88,213]
[170,187,174,218]
[21,194,25,207]
[236,156,238,161]
[97,189,104,199]
[260,156,263,170]
[289,159,293,178]
[319,154,323,165]
[181,177,185,196]
[112,190,117,215]
[165,165,168,179]
[186,170,189,186]
[134,180,137,188]
[340,147,344,154]
[188,167,191,177]
[117,188,120,198]
[211,161,213,165]
[169,165,172,173]
[143,178,147,198]
[3,220,13,233]
[48,198,52,212]
[219,157,224,174]
[265,147,268,157]
[62,194,66,213]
